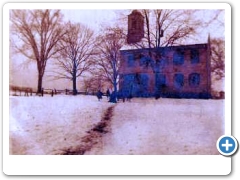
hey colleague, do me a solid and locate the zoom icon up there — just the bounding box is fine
[217,135,238,156]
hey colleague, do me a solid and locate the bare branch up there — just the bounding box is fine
[93,27,125,93]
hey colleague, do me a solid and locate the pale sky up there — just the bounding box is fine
[61,9,117,30]
[61,9,225,42]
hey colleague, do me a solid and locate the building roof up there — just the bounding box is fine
[120,43,208,54]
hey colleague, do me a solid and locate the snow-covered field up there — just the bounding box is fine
[9,95,224,155]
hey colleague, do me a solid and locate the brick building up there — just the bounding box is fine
[119,42,212,99]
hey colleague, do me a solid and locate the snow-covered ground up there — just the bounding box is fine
[9,95,224,155]
[9,95,113,155]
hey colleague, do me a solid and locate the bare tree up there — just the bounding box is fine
[53,22,95,95]
[95,27,125,102]
[144,10,200,48]
[82,72,109,95]
[83,77,95,95]
[10,9,66,94]
[210,38,225,80]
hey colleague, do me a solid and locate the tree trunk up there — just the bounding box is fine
[108,80,118,103]
[37,73,43,94]
[144,11,152,50]
[72,61,77,95]
[72,75,77,95]
[110,81,118,103]
[113,81,117,95]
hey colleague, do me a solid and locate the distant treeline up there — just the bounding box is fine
[10,85,33,96]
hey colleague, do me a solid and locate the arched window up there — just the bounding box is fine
[155,73,166,89]
[189,73,200,86]
[174,73,184,88]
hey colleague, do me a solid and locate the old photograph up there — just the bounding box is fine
[9,8,225,155]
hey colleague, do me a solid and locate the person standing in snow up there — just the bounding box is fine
[51,89,54,97]
[96,90,103,101]
[106,89,110,100]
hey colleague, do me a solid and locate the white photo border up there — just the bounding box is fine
[3,2,231,175]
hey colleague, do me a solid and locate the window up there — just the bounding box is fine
[189,73,200,87]
[191,49,199,64]
[140,56,147,66]
[127,54,135,67]
[155,73,166,91]
[155,74,166,87]
[122,74,134,92]
[123,74,134,85]
[174,73,184,88]
[139,74,149,96]
[173,50,184,65]
[140,56,152,68]
[135,73,141,84]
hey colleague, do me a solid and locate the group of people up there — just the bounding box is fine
[96,89,111,101]
[96,89,132,103]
